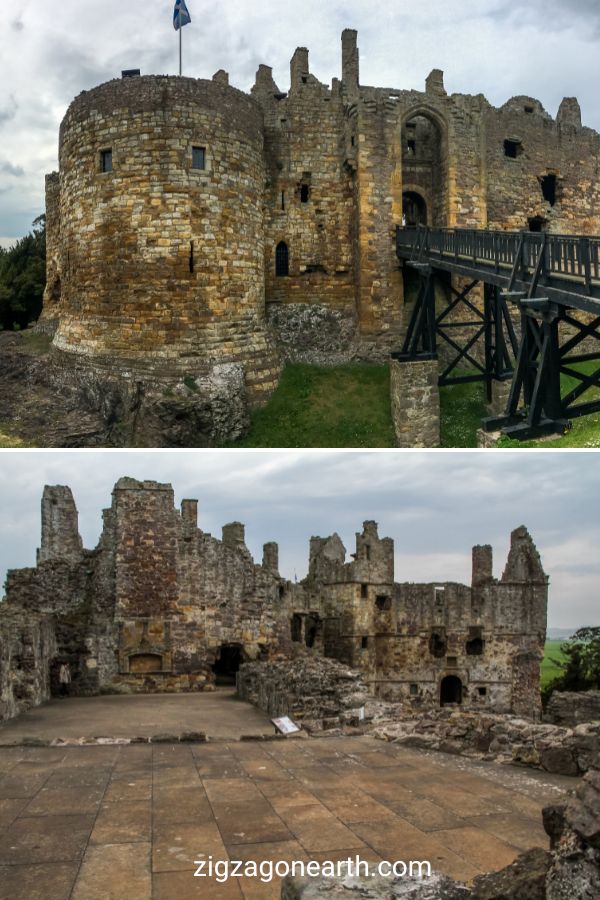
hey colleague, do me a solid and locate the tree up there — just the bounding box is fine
[542,626,600,705]
[0,215,46,331]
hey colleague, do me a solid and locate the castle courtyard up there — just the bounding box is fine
[0,733,574,900]
[0,689,273,744]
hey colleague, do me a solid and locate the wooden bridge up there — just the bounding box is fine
[394,225,600,440]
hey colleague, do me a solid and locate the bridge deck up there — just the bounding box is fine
[396,226,600,314]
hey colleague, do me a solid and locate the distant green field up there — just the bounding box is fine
[541,639,568,689]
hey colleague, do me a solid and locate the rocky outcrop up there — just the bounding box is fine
[237,654,369,731]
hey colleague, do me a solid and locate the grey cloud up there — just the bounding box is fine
[0,162,25,177]
[11,19,24,33]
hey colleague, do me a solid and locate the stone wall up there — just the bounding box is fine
[237,654,369,731]
[546,691,600,727]
[0,606,56,722]
[390,359,440,447]
[372,708,599,776]
[51,73,280,405]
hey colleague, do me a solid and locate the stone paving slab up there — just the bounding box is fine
[0,734,576,900]
[0,688,274,744]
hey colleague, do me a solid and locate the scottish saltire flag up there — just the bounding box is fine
[173,0,191,30]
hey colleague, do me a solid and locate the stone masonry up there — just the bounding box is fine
[1,479,547,723]
[38,31,600,442]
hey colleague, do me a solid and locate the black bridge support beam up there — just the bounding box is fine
[395,225,600,441]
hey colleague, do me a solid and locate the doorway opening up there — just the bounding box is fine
[440,674,463,706]
[402,190,427,227]
[212,644,243,685]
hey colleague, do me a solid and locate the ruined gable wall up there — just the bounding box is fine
[107,479,289,692]
[484,98,600,233]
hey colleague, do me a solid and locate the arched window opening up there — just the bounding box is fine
[275,241,289,277]
[402,113,446,226]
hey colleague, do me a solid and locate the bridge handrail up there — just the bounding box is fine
[396,225,600,286]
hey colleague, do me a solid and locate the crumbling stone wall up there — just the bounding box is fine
[237,654,369,731]
[546,690,600,727]
[1,481,547,718]
[297,523,547,717]
[0,606,56,722]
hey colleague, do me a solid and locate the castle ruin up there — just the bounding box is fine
[38,31,600,444]
[0,479,547,724]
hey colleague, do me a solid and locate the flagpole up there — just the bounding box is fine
[179,11,182,75]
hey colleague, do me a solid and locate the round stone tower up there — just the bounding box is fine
[50,74,280,411]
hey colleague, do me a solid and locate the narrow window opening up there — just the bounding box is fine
[375,595,391,611]
[192,146,206,170]
[351,136,355,146]
[278,585,284,599]
[478,687,487,696]
[429,630,447,658]
[540,174,557,206]
[365,544,371,560]
[301,76,307,84]
[275,241,289,277]
[503,139,523,159]
[300,184,310,203]
[100,149,113,173]
[409,683,419,696]
[281,190,285,211]
[360,583,368,599]
[189,241,194,274]
[361,636,368,650]
[290,614,302,643]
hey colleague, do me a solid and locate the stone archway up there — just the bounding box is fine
[440,674,463,706]
[401,108,448,227]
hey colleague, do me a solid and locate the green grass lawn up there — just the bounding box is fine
[227,360,600,449]
[229,363,395,448]
[541,639,568,690]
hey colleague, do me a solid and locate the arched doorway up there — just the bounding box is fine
[401,111,447,227]
[212,644,243,686]
[440,675,462,706]
[403,191,427,227]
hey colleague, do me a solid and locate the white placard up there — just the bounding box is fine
[272,716,301,735]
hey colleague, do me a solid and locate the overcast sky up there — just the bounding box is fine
[1,0,600,245]
[0,449,597,630]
